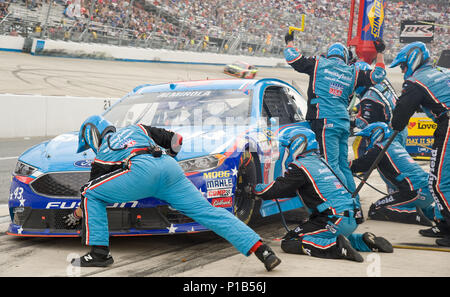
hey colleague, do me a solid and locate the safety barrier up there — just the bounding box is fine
[0,35,25,52]
[0,94,118,138]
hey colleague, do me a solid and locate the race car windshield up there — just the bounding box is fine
[104,89,252,128]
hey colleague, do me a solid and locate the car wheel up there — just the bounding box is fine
[233,150,257,224]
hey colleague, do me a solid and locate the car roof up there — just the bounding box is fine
[121,78,295,102]
[134,79,259,94]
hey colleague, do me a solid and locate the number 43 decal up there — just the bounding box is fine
[10,186,24,200]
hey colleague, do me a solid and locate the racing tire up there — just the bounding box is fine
[233,150,257,224]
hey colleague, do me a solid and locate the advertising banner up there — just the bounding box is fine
[400,20,435,43]
[405,113,436,159]
[360,0,385,41]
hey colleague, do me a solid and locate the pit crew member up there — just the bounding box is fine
[350,122,438,226]
[389,41,450,246]
[283,31,387,213]
[352,61,408,147]
[69,115,282,271]
[253,127,393,262]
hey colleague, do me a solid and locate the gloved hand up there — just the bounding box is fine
[285,31,294,45]
[168,132,183,157]
[373,38,385,53]
[63,210,82,229]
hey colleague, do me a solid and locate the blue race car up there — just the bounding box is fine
[8,78,309,237]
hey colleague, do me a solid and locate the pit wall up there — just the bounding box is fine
[0,35,25,52]
[0,94,118,138]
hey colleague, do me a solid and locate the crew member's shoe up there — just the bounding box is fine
[436,236,450,247]
[368,204,433,226]
[71,246,114,267]
[254,244,282,271]
[337,235,364,263]
[362,232,394,253]
[419,221,450,238]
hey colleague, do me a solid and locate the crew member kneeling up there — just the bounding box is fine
[253,127,393,262]
[350,122,439,226]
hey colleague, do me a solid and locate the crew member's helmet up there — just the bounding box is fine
[77,115,116,154]
[354,61,373,97]
[278,127,319,169]
[327,43,350,64]
[389,41,430,79]
[354,122,393,151]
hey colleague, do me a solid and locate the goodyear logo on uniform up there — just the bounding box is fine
[367,0,384,38]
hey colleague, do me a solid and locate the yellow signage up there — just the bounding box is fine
[406,136,434,147]
[407,116,437,136]
[368,0,384,38]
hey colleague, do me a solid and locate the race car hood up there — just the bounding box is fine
[18,132,96,173]
[18,125,250,173]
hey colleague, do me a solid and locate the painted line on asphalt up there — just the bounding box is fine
[0,156,18,161]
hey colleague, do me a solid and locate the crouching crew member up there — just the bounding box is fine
[350,122,438,226]
[253,127,393,262]
[69,115,281,271]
